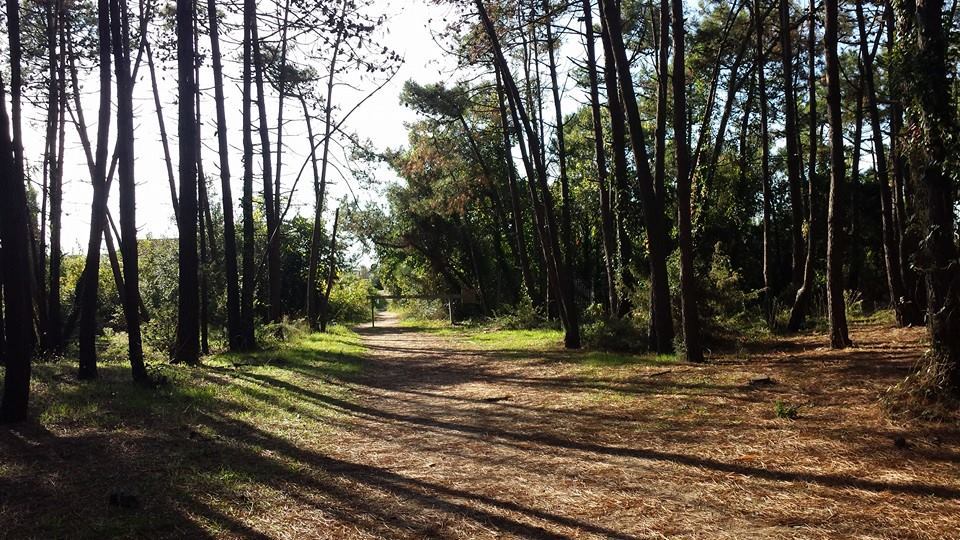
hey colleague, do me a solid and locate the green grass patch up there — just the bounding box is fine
[5,325,367,539]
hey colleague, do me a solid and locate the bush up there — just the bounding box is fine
[328,274,374,323]
[774,400,800,419]
[492,294,548,330]
[583,317,648,352]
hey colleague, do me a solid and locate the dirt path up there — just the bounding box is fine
[299,313,960,539]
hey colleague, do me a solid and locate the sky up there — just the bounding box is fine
[18,0,462,254]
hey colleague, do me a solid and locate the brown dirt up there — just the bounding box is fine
[2,313,959,539]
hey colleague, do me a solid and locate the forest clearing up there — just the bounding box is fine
[2,312,958,539]
[2,0,960,537]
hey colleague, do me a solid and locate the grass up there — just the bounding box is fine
[2,324,366,539]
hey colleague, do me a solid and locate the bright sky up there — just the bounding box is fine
[18,0,460,254]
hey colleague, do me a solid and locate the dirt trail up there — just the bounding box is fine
[303,313,960,539]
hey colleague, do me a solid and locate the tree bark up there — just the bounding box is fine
[779,0,806,292]
[476,0,581,348]
[207,0,242,349]
[824,0,851,348]
[599,0,674,352]
[582,0,618,316]
[899,0,960,392]
[111,0,148,379]
[240,0,257,349]
[307,6,345,330]
[494,67,539,308]
[251,12,281,326]
[78,0,113,380]
[671,0,703,362]
[174,0,200,364]
[0,73,35,423]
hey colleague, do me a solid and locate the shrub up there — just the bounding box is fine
[328,274,374,323]
[774,400,800,419]
[583,317,648,352]
[492,294,548,330]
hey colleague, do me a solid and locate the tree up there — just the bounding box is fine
[823,0,850,348]
[599,0,674,353]
[173,0,200,364]
[207,0,242,350]
[78,0,113,380]
[110,0,148,380]
[672,0,703,361]
[894,0,960,393]
[0,72,35,423]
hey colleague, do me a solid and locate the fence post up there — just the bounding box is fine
[448,297,454,325]
[371,298,375,328]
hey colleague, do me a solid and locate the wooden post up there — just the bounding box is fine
[448,296,454,325]
[371,298,375,328]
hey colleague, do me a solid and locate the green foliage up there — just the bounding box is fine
[774,400,800,420]
[582,317,648,352]
[491,294,548,330]
[328,274,375,323]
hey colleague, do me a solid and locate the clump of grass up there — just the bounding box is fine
[882,353,960,421]
[774,400,800,419]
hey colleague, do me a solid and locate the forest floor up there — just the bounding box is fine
[2,313,959,539]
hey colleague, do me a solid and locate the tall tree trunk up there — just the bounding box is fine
[307,6,344,329]
[599,0,674,352]
[319,208,340,333]
[671,0,703,362]
[45,0,66,353]
[752,0,772,322]
[856,0,920,326]
[898,0,960,392]
[494,67,539,307]
[174,0,200,364]
[250,13,281,326]
[78,0,113,380]
[779,0,806,292]
[582,0,618,316]
[273,0,292,220]
[239,0,257,349]
[145,39,179,223]
[477,0,581,348]
[787,0,818,331]
[600,19,636,317]
[207,0,242,349]
[111,0,148,379]
[0,74,34,423]
[824,0,850,348]
[543,0,572,266]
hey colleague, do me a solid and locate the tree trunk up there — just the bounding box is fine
[0,73,35,423]
[856,0,920,326]
[779,0,806,291]
[599,0,674,353]
[671,0,703,362]
[240,0,257,349]
[600,19,636,317]
[78,0,113,380]
[900,0,960,392]
[477,0,581,348]
[110,0,148,379]
[494,67,539,307]
[543,0,572,267]
[307,8,345,329]
[251,13,281,326]
[207,0,242,349]
[582,0,618,316]
[787,0,818,331]
[145,38,179,223]
[174,0,200,364]
[824,0,850,348]
[319,208,340,333]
